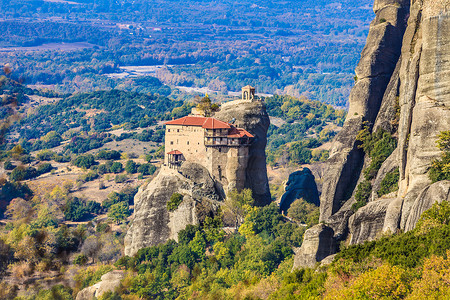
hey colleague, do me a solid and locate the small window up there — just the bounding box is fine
[168,129,170,132]
[177,129,180,132]
[170,141,173,145]
[218,148,221,153]
[187,141,189,145]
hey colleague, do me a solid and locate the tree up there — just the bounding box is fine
[107,202,130,224]
[5,198,32,224]
[110,162,123,173]
[224,189,254,229]
[167,193,183,212]
[81,236,101,263]
[125,160,138,174]
[72,154,96,169]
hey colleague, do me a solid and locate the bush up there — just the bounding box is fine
[9,166,38,181]
[74,254,88,265]
[64,198,89,221]
[114,174,128,183]
[3,160,14,170]
[287,198,320,226]
[429,131,450,183]
[125,160,138,174]
[36,149,55,161]
[108,202,130,223]
[137,163,156,175]
[72,154,96,169]
[352,180,372,212]
[377,168,400,197]
[96,150,121,160]
[78,170,99,183]
[37,162,53,175]
[167,193,183,212]
[110,162,123,173]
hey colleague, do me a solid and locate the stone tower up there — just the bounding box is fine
[242,85,256,101]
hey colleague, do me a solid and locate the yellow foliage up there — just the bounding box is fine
[324,264,410,300]
[407,251,450,300]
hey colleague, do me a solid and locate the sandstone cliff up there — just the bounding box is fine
[124,101,270,256]
[214,100,271,206]
[295,0,450,268]
[124,163,220,256]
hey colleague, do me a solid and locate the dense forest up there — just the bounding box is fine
[0,0,373,106]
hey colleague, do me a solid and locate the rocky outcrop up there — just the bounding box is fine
[279,168,320,214]
[76,270,124,300]
[295,0,450,268]
[125,101,270,255]
[214,101,271,206]
[124,163,219,256]
[292,224,336,269]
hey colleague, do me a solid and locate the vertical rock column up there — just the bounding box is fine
[320,0,409,222]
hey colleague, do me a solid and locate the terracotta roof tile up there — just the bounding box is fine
[165,116,231,129]
[167,150,183,155]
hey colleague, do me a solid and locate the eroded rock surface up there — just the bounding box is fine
[124,163,219,256]
[76,270,124,300]
[214,101,271,206]
[279,168,320,214]
[295,0,450,269]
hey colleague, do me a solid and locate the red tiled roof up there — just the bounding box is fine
[165,116,207,126]
[167,150,183,155]
[202,118,231,129]
[228,128,254,138]
[165,116,231,129]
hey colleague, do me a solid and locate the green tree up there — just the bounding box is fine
[125,160,138,174]
[108,202,130,224]
[167,193,183,212]
[110,162,123,173]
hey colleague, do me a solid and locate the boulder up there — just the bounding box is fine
[292,224,336,269]
[279,168,320,214]
[76,270,124,300]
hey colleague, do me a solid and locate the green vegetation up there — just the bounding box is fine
[352,126,398,211]
[107,202,131,224]
[429,131,450,183]
[378,168,400,197]
[71,154,96,169]
[287,198,320,226]
[264,95,346,167]
[167,193,184,212]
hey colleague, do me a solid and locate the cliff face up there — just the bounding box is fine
[124,101,270,256]
[295,0,450,267]
[214,101,271,206]
[124,162,219,256]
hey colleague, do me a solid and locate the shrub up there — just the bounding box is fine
[108,202,130,223]
[96,150,121,160]
[72,154,96,169]
[377,168,400,197]
[429,131,450,183]
[64,198,89,221]
[110,162,123,173]
[36,150,55,161]
[125,160,138,174]
[114,174,128,183]
[74,254,88,265]
[3,160,14,170]
[9,166,38,181]
[137,163,156,175]
[352,180,372,212]
[287,198,320,226]
[167,193,183,212]
[37,162,53,175]
[78,170,99,183]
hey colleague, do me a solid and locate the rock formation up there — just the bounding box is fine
[125,101,270,256]
[294,0,450,268]
[279,168,320,214]
[124,163,219,256]
[214,100,271,206]
[76,270,124,300]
